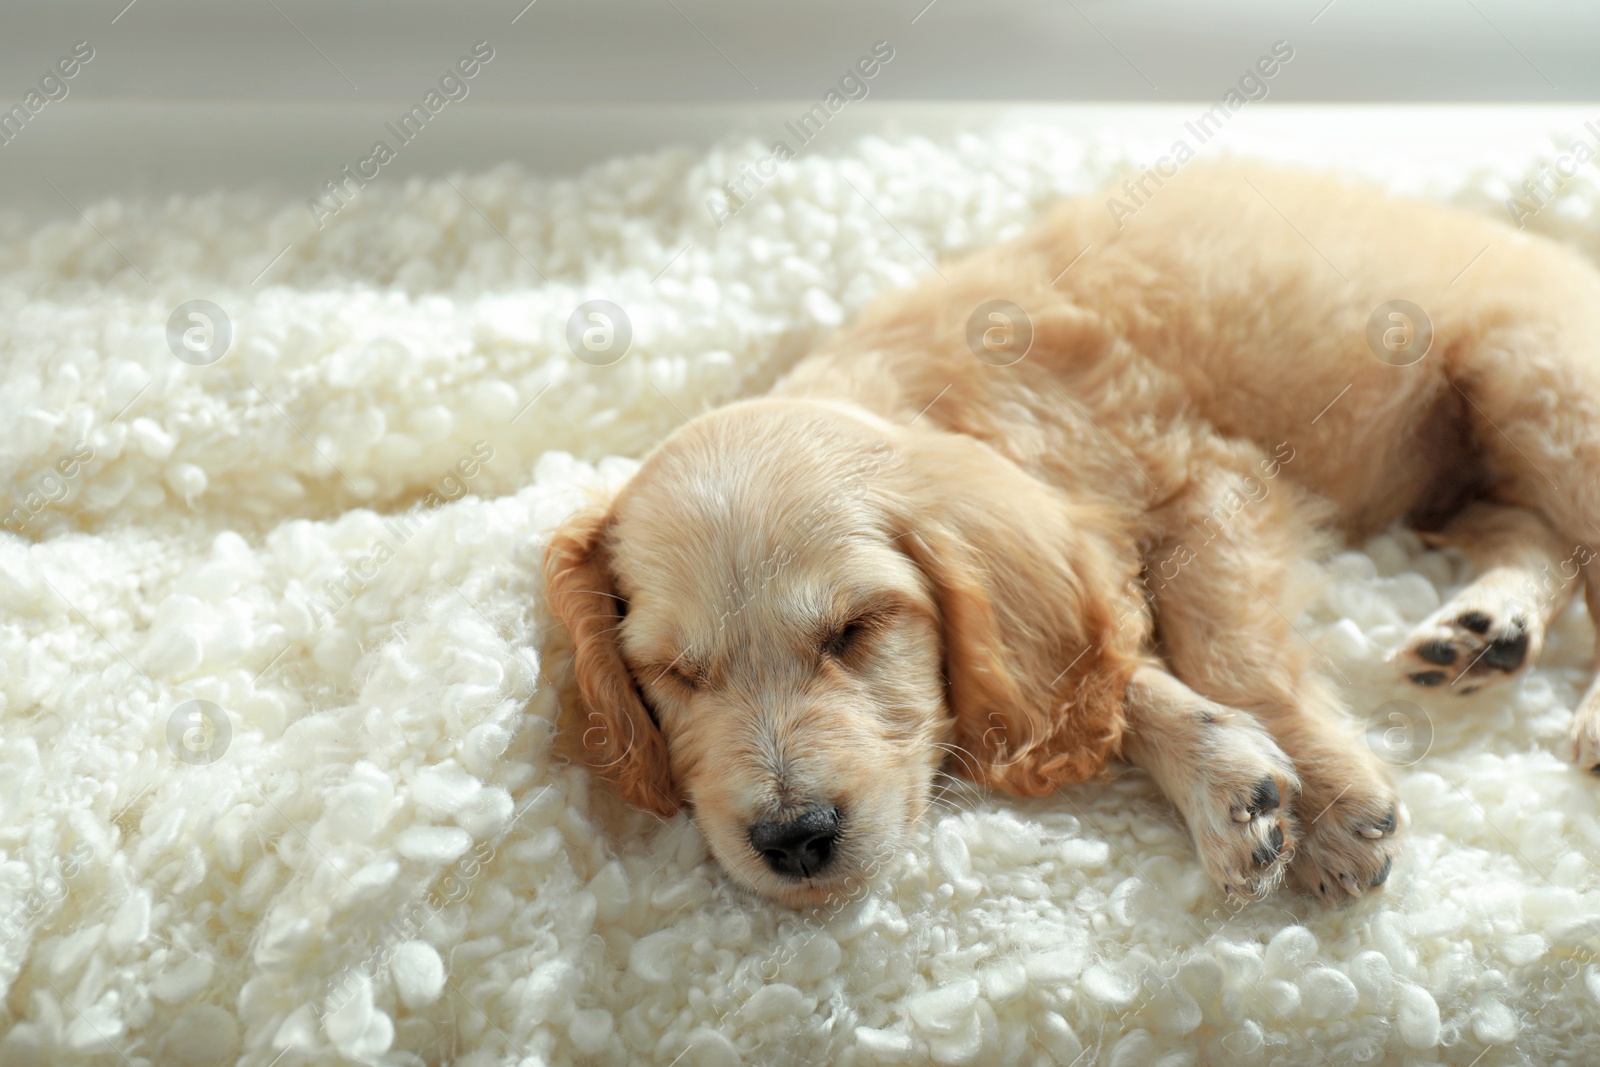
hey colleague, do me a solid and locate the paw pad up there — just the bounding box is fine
[1252,824,1286,867]
[1415,639,1456,666]
[1292,791,1403,906]
[1397,601,1539,695]
[1481,629,1529,671]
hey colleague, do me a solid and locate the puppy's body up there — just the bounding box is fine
[547,163,1600,907]
[780,164,1598,542]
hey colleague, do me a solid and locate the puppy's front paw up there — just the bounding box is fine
[1288,774,1405,906]
[1189,726,1300,899]
[1394,594,1537,696]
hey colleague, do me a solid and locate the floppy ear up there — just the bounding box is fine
[543,506,681,818]
[889,429,1151,796]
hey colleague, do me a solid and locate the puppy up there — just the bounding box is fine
[545,162,1600,907]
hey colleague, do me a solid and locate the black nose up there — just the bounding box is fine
[748,806,841,878]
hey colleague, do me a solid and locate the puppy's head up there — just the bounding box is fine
[544,399,1144,905]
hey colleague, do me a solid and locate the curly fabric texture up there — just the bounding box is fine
[2,119,1600,1065]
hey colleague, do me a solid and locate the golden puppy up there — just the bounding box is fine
[545,162,1600,907]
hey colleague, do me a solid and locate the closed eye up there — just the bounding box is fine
[646,651,703,691]
[664,666,701,690]
[820,602,901,660]
[821,619,868,659]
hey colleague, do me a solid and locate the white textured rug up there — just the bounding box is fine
[4,117,1600,1067]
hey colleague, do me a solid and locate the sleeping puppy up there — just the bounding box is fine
[544,162,1600,907]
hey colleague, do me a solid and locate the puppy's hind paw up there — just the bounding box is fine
[1394,595,1538,696]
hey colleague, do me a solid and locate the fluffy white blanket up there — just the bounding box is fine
[4,117,1600,1067]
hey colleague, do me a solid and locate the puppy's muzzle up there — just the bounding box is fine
[748,805,842,879]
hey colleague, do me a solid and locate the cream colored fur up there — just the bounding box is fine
[547,162,1600,907]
